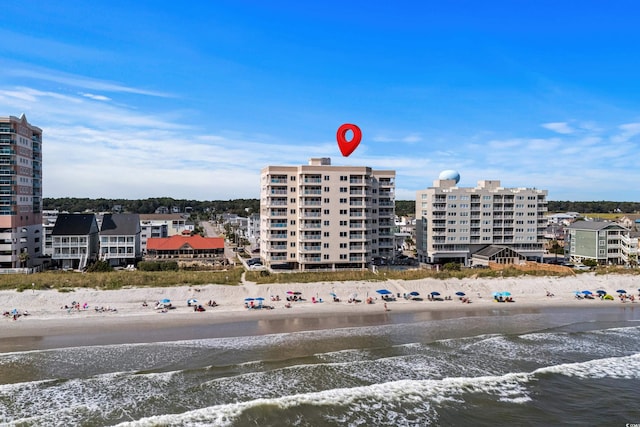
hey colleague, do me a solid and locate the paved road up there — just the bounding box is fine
[199,221,237,265]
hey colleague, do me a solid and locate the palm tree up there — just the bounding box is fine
[18,251,29,268]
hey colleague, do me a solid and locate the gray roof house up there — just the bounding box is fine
[566,221,628,265]
[471,245,526,266]
[99,214,142,266]
[51,214,100,270]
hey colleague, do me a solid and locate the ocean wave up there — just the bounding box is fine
[115,371,534,427]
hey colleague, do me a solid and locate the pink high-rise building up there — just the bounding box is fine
[0,114,43,269]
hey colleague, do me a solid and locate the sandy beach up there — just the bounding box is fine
[1,273,639,352]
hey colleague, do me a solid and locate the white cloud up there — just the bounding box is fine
[372,132,422,144]
[80,93,111,102]
[611,122,640,143]
[542,122,575,134]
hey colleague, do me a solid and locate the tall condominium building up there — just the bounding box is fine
[415,173,547,266]
[0,114,43,269]
[260,158,395,271]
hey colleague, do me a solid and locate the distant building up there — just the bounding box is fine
[139,214,188,254]
[42,209,61,257]
[415,174,548,266]
[0,114,43,269]
[260,157,395,270]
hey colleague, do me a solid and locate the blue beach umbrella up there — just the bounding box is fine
[187,298,198,304]
[244,297,254,302]
[409,291,420,296]
[376,289,392,295]
[329,292,337,297]
[582,290,593,295]
[616,289,627,294]
[596,290,607,295]
[501,292,511,297]
[255,297,265,301]
[430,291,441,296]
[160,298,171,304]
[455,292,465,296]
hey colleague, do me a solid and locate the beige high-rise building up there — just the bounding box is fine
[0,114,43,269]
[415,173,547,266]
[260,158,395,271]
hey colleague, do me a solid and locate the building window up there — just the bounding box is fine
[323,243,329,248]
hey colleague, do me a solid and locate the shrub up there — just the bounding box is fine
[443,262,461,271]
[86,260,114,272]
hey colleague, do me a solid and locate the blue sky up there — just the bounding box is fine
[1,1,639,202]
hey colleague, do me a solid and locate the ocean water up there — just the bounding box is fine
[1,306,639,426]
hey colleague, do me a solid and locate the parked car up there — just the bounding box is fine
[247,258,261,266]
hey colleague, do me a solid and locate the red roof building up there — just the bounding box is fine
[146,235,225,258]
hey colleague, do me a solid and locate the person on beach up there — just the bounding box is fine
[384,303,389,311]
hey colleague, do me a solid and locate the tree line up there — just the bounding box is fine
[42,198,640,217]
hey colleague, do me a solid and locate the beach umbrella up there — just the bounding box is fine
[455,291,465,296]
[160,298,171,304]
[255,297,265,301]
[244,297,254,302]
[187,298,198,304]
[376,289,392,295]
[329,292,337,297]
[596,290,607,295]
[492,292,502,297]
[616,289,627,294]
[582,290,593,295]
[430,291,441,296]
[409,291,420,296]
[501,292,511,297]
[286,291,294,294]
[293,291,302,295]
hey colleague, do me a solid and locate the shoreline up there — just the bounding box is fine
[1,273,639,352]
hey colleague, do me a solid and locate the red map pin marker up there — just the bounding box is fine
[336,123,362,157]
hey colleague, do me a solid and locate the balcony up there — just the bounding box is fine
[300,234,322,241]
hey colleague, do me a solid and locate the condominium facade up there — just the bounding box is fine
[260,158,395,271]
[415,176,548,265]
[0,114,43,269]
[566,221,628,265]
